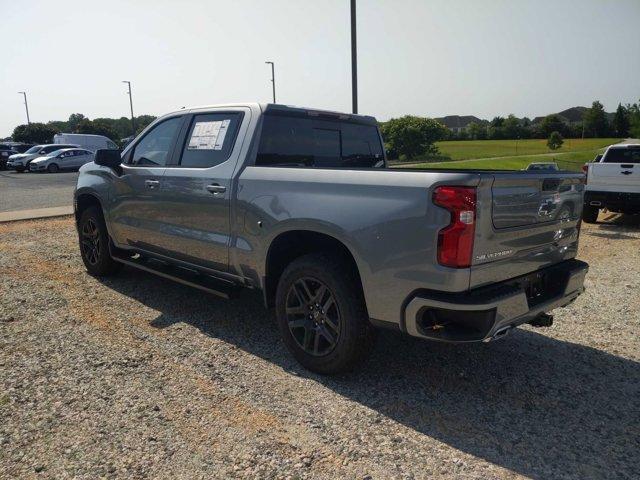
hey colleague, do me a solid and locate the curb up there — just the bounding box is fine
[0,206,74,223]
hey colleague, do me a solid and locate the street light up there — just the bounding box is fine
[122,81,135,136]
[18,91,30,124]
[265,61,276,103]
[350,0,358,114]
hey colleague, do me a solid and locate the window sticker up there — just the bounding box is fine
[187,119,230,150]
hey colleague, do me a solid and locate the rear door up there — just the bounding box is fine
[589,147,640,193]
[152,108,250,272]
[108,115,185,250]
[76,150,94,167]
[58,151,75,169]
[470,172,585,287]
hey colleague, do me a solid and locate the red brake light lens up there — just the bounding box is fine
[433,186,476,268]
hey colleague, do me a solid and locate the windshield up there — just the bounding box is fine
[25,146,41,154]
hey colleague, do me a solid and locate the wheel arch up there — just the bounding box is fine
[263,229,365,309]
[74,192,105,228]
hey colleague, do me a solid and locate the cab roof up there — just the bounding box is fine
[167,102,378,126]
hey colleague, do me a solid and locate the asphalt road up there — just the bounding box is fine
[0,170,78,213]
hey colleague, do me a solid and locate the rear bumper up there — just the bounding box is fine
[585,190,640,211]
[402,259,588,342]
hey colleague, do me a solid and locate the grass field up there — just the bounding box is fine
[392,138,620,172]
[432,138,618,161]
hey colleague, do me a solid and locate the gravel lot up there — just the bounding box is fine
[0,171,78,213]
[1,213,639,479]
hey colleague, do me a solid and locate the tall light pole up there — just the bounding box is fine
[122,81,135,136]
[265,61,276,103]
[350,0,358,114]
[18,91,30,124]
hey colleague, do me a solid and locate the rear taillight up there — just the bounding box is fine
[433,186,476,268]
[582,164,589,183]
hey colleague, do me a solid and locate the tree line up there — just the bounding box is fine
[10,113,157,146]
[380,99,640,161]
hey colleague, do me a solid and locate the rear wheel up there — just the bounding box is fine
[582,204,599,224]
[47,163,59,173]
[275,253,373,374]
[78,206,122,276]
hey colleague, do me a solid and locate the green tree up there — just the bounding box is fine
[379,116,448,160]
[47,120,70,132]
[503,114,521,139]
[466,122,484,140]
[547,131,564,150]
[612,103,630,137]
[12,123,59,144]
[583,101,609,137]
[628,100,640,138]
[540,114,566,137]
[67,113,88,132]
[75,119,118,141]
[490,116,505,127]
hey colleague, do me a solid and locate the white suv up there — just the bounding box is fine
[583,144,640,222]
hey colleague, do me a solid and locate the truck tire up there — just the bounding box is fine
[275,253,373,374]
[78,206,122,276]
[582,204,599,224]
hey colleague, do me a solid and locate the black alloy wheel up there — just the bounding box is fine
[80,217,101,266]
[285,277,341,356]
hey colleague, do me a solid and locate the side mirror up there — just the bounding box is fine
[95,149,123,174]
[94,149,122,169]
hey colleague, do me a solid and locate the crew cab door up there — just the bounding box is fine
[154,108,250,272]
[108,115,185,250]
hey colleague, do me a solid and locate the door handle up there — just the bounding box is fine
[206,184,226,194]
[145,179,160,189]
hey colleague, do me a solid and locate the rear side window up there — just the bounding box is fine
[603,148,640,164]
[178,112,242,168]
[256,114,384,168]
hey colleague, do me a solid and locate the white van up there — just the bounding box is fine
[54,133,118,152]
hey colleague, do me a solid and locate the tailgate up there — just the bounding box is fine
[589,163,640,192]
[469,172,585,288]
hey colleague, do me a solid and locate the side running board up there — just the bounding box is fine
[110,247,239,300]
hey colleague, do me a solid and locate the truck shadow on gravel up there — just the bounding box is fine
[585,213,640,240]
[100,272,639,479]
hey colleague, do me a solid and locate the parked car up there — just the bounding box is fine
[7,144,78,172]
[74,103,588,374]
[0,144,18,169]
[29,148,95,173]
[54,133,118,152]
[526,162,559,171]
[582,144,640,222]
[13,143,36,153]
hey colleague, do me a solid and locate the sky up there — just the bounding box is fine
[1,0,639,137]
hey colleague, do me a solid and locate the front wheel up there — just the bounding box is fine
[78,206,122,276]
[275,253,373,374]
[582,204,599,224]
[47,163,59,173]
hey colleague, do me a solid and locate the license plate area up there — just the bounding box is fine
[517,269,567,308]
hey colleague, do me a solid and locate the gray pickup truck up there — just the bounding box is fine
[74,103,588,373]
